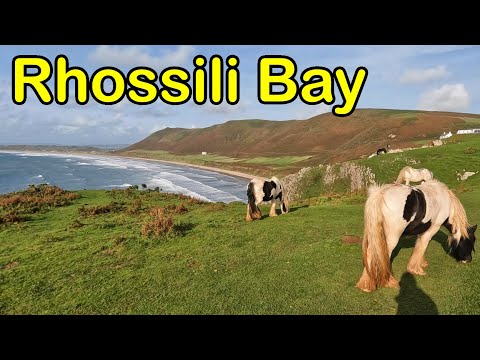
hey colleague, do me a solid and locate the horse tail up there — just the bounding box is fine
[271,176,289,213]
[247,181,257,213]
[395,167,407,184]
[446,185,470,240]
[246,180,262,221]
[282,184,289,213]
[362,185,392,289]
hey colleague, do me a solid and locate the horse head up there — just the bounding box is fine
[451,224,477,263]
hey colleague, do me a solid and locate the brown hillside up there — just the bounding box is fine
[123,109,480,164]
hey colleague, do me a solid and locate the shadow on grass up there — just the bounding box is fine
[391,231,453,263]
[395,272,438,315]
[174,222,196,236]
[259,204,309,219]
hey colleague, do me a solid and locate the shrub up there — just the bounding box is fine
[141,214,174,237]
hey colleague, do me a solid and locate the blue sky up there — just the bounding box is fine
[0,45,479,146]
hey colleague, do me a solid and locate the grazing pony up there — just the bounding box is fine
[246,176,289,221]
[395,166,433,185]
[376,144,391,155]
[356,179,477,293]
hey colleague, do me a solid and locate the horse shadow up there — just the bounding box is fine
[391,231,453,262]
[260,204,309,219]
[395,272,439,315]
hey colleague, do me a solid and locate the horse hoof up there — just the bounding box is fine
[356,278,376,293]
[385,276,399,289]
[407,267,426,276]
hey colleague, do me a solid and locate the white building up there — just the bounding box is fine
[439,131,452,139]
[201,151,207,155]
[457,129,480,134]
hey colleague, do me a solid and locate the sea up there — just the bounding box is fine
[0,151,249,203]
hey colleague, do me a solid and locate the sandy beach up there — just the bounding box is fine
[117,154,264,181]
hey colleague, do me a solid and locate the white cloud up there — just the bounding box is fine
[416,45,474,54]
[418,83,470,111]
[54,124,80,134]
[71,115,97,127]
[399,65,449,84]
[88,45,196,69]
[150,124,166,133]
[201,101,247,114]
[294,103,331,120]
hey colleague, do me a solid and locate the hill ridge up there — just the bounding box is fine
[123,108,480,165]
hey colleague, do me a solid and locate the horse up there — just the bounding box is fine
[246,176,289,221]
[395,166,433,185]
[356,179,477,293]
[376,144,391,155]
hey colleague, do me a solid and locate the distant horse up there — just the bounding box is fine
[246,176,289,221]
[356,179,477,293]
[395,166,433,185]
[376,144,391,155]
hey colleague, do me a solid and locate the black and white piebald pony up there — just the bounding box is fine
[246,176,289,221]
[357,179,477,293]
[376,144,391,155]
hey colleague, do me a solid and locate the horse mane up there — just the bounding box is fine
[429,179,470,239]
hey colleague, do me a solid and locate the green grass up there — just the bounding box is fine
[244,156,312,165]
[123,150,244,164]
[295,135,480,200]
[123,150,311,167]
[358,135,480,189]
[462,117,480,125]
[2,135,480,314]
[1,185,480,314]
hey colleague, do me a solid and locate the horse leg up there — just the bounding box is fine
[357,234,398,292]
[269,201,277,217]
[384,234,401,288]
[357,267,376,292]
[253,204,262,219]
[246,203,253,221]
[407,227,437,275]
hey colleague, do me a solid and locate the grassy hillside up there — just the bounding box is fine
[118,109,480,176]
[2,135,480,314]
[294,134,480,200]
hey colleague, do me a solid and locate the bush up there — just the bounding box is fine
[142,211,174,237]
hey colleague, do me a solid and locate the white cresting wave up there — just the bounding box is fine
[2,151,247,203]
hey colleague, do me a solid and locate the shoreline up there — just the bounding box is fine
[0,149,262,182]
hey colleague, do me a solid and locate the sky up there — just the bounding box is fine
[0,45,479,146]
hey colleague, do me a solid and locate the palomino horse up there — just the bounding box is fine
[395,166,433,185]
[246,176,289,221]
[356,179,477,292]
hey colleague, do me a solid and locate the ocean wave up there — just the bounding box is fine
[105,183,132,188]
[150,172,243,202]
[148,177,212,202]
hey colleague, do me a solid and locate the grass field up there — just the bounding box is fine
[1,135,480,315]
[119,150,312,177]
[295,135,480,199]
